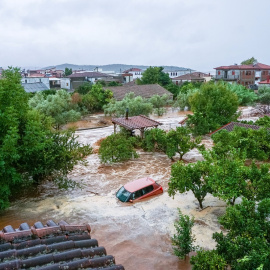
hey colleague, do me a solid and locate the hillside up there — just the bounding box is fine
[43,63,192,73]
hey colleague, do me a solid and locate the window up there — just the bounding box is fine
[142,185,154,195]
[218,71,220,75]
[66,83,68,86]
[25,79,27,83]
[232,71,235,75]
[246,71,251,76]
[132,189,143,199]
[176,81,178,85]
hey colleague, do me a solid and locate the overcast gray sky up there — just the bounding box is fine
[0,0,269,72]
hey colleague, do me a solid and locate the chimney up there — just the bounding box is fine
[125,108,129,120]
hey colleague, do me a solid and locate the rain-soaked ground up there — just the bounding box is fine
[0,107,255,270]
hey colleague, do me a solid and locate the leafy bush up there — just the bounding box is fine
[103,92,153,117]
[98,133,139,163]
[149,94,172,116]
[143,128,167,152]
[190,250,227,269]
[225,82,257,105]
[29,89,81,129]
[171,209,196,260]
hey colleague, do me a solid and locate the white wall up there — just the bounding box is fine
[60,78,71,90]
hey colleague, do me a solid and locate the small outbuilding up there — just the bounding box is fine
[210,122,262,135]
[112,114,162,138]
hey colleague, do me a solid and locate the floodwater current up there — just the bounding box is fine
[0,109,229,270]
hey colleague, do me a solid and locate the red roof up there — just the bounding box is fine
[124,177,155,192]
[172,73,205,81]
[214,62,270,70]
[112,115,162,130]
[259,80,270,84]
[210,122,262,135]
[0,220,125,270]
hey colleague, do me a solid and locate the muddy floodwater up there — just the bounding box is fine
[0,109,232,270]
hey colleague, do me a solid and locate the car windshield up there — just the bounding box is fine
[116,187,131,202]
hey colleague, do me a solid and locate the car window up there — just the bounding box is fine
[133,189,143,199]
[143,185,154,195]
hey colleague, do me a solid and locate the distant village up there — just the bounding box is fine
[1,61,270,96]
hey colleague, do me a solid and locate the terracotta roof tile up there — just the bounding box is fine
[112,115,162,130]
[210,122,262,135]
[172,73,205,81]
[0,220,125,270]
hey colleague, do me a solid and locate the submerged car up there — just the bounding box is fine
[116,177,163,202]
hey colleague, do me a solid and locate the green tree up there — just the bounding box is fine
[103,92,153,117]
[76,82,92,95]
[142,128,167,152]
[204,148,247,205]
[29,89,81,129]
[171,209,196,260]
[0,68,92,209]
[258,86,270,111]
[241,57,257,65]
[81,83,113,113]
[190,249,227,270]
[212,126,270,161]
[166,127,202,160]
[225,82,257,105]
[255,115,270,127]
[137,66,171,86]
[174,88,198,111]
[187,82,239,135]
[98,133,139,163]
[64,67,72,76]
[108,81,121,86]
[213,199,270,269]
[169,161,211,209]
[149,94,171,116]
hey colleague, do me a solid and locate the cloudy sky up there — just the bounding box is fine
[0,0,269,72]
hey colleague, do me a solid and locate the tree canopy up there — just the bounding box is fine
[103,92,153,117]
[64,67,72,76]
[241,57,257,65]
[29,89,81,129]
[0,68,92,209]
[187,82,239,135]
[137,66,171,86]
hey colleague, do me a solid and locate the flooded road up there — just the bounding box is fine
[0,109,226,270]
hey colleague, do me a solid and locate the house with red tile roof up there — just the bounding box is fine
[171,72,206,85]
[123,68,143,79]
[214,62,270,86]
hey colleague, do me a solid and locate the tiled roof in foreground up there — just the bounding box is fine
[210,122,262,135]
[112,115,162,130]
[0,220,124,270]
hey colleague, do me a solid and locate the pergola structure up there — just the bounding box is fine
[111,115,162,138]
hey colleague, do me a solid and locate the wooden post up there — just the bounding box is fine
[140,128,145,138]
[113,123,116,134]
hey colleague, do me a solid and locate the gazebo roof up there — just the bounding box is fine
[112,115,162,130]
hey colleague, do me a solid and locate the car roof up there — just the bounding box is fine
[124,177,156,193]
